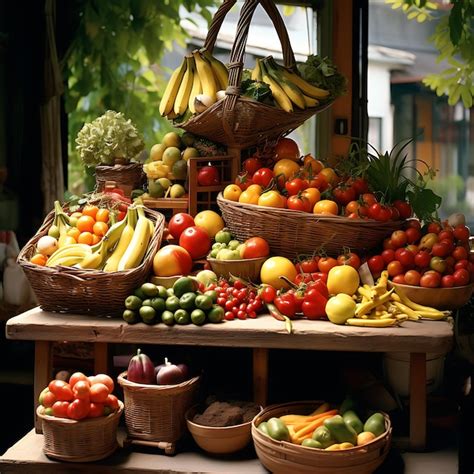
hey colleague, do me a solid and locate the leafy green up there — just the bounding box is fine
[240,79,274,104]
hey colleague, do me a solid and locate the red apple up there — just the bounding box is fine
[153,245,193,277]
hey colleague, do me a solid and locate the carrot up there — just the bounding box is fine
[294,414,336,439]
[293,409,338,432]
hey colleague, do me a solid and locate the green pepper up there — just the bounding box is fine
[363,413,385,437]
[257,421,270,436]
[267,417,290,441]
[312,425,335,448]
[301,439,323,449]
[342,410,364,434]
[339,396,357,415]
[179,292,197,310]
[324,415,357,445]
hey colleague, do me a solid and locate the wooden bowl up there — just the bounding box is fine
[389,281,474,310]
[206,256,267,282]
[185,405,255,454]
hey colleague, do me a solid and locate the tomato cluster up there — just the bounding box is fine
[367,220,474,288]
[39,372,120,420]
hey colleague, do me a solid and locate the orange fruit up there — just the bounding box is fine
[95,208,110,223]
[77,232,94,245]
[76,215,95,233]
[82,205,99,220]
[31,254,47,266]
[93,221,108,237]
[91,234,101,245]
[58,235,77,247]
[66,227,81,241]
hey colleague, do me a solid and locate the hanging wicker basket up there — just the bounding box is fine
[177,0,334,149]
[95,162,145,194]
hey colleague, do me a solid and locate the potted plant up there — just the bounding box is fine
[75,110,146,194]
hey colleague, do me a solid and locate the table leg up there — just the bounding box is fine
[253,348,268,407]
[94,342,109,375]
[34,341,52,433]
[409,352,427,451]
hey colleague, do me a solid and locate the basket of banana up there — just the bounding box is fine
[159,0,345,149]
[17,196,164,317]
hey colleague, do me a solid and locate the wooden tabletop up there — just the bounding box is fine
[6,307,454,353]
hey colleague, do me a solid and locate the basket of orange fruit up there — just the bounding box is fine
[17,194,164,317]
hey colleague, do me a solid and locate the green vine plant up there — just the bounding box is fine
[386,0,474,108]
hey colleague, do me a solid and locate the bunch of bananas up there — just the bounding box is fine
[45,206,154,272]
[347,271,450,328]
[252,56,330,113]
[159,48,228,121]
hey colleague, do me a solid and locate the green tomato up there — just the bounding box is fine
[228,239,241,250]
[161,310,175,326]
[191,309,206,325]
[215,229,232,244]
[165,295,180,312]
[207,304,225,323]
[125,295,142,310]
[174,309,190,325]
[195,294,213,311]
[179,292,197,310]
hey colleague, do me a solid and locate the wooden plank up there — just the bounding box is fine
[409,352,427,451]
[6,308,454,354]
[0,429,267,473]
[253,348,268,407]
[94,342,109,375]
[34,341,52,434]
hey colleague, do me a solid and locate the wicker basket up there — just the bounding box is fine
[252,401,392,474]
[117,372,200,444]
[95,162,145,194]
[36,402,123,462]
[17,199,164,317]
[218,194,403,258]
[177,0,333,149]
[207,256,267,281]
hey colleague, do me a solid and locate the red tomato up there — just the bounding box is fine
[52,401,70,418]
[197,166,220,186]
[389,206,400,221]
[69,372,89,389]
[392,274,406,284]
[439,238,455,254]
[285,178,308,196]
[368,203,391,221]
[90,383,110,403]
[93,374,115,393]
[387,260,404,277]
[441,275,455,288]
[48,380,73,401]
[455,259,469,270]
[453,268,470,286]
[73,380,90,400]
[300,258,319,273]
[427,222,442,234]
[179,226,211,259]
[438,229,454,242]
[241,237,270,259]
[105,394,120,411]
[432,242,451,258]
[393,200,412,219]
[383,238,395,250]
[404,270,421,286]
[42,391,57,408]
[345,200,361,216]
[260,285,277,303]
[318,257,338,273]
[235,172,253,191]
[168,213,195,240]
[405,227,421,244]
[252,168,274,188]
[274,137,300,161]
[381,249,395,264]
[395,248,415,268]
[349,177,369,196]
[67,399,90,420]
[308,174,329,191]
[453,224,470,242]
[367,255,385,274]
[406,219,421,230]
[391,230,408,249]
[361,193,377,207]
[332,184,356,206]
[420,271,441,288]
[243,156,262,175]
[87,402,105,418]
[414,250,431,268]
[337,252,361,269]
[287,195,312,212]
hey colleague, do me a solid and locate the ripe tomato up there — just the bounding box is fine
[453,268,470,286]
[360,193,377,207]
[42,391,57,408]
[87,402,105,418]
[313,200,339,215]
[73,380,91,400]
[90,383,110,403]
[197,166,220,186]
[420,271,441,288]
[381,249,395,264]
[92,374,114,393]
[258,190,284,208]
[95,208,110,223]
[427,222,442,234]
[260,285,277,303]
[419,232,439,250]
[389,206,400,221]
[48,380,73,401]
[441,275,455,288]
[273,159,300,181]
[393,200,412,219]
[287,195,312,212]
[235,172,253,191]
[438,229,454,242]
[68,372,89,389]
[274,137,300,161]
[241,237,270,258]
[332,185,356,206]
[368,203,392,222]
[243,156,262,175]
[405,227,421,244]
[308,174,329,191]
[348,177,369,196]
[367,255,385,275]
[168,213,195,240]
[414,250,431,268]
[67,398,90,420]
[453,224,470,242]
[387,260,404,277]
[252,168,274,188]
[301,187,321,207]
[300,258,319,273]
[82,205,99,220]
[52,401,70,418]
[179,226,211,259]
[303,155,324,174]
[406,244,419,254]
[406,219,421,230]
[345,200,360,216]
[285,178,308,196]
[383,238,395,250]
[455,259,469,270]
[432,242,451,258]
[337,252,361,269]
[318,168,338,185]
[404,269,421,286]
[318,257,338,274]
[392,274,406,284]
[390,230,407,249]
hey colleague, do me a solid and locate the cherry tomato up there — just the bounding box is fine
[243,156,262,175]
[67,398,90,420]
[349,177,369,196]
[361,193,377,207]
[48,380,73,401]
[345,200,361,216]
[318,257,338,273]
[387,260,404,277]
[427,222,442,234]
[393,200,412,219]
[404,270,421,286]
[406,244,419,254]
[285,178,308,196]
[389,206,400,221]
[368,203,391,221]
[453,224,470,242]
[392,274,406,284]
[383,238,395,250]
[438,229,454,242]
[455,259,469,270]
[332,184,356,206]
[52,401,70,418]
[432,242,451,258]
[406,219,422,230]
[439,238,455,254]
[313,200,339,215]
[420,271,441,288]
[441,275,455,288]
[395,248,415,268]
[235,172,253,191]
[287,195,312,212]
[390,230,408,249]
[260,285,277,303]
[414,250,431,268]
[367,255,385,274]
[453,268,470,286]
[318,168,338,186]
[307,174,329,191]
[381,249,395,264]
[337,252,361,269]
[405,227,421,244]
[252,168,274,188]
[300,258,319,273]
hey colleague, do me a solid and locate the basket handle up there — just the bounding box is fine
[203,0,238,53]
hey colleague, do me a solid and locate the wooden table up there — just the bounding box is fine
[6,307,453,452]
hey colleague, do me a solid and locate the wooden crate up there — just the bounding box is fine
[142,197,189,218]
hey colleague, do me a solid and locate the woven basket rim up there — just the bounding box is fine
[252,400,392,454]
[96,162,142,171]
[117,371,201,391]
[206,255,268,264]
[36,400,124,425]
[389,281,474,291]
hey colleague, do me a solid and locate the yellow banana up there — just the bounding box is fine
[53,255,88,268]
[78,239,109,270]
[103,207,137,272]
[117,207,151,271]
[264,59,305,109]
[302,94,320,108]
[193,50,217,101]
[346,318,399,328]
[252,59,262,81]
[188,63,202,113]
[46,244,92,267]
[201,49,228,90]
[260,61,293,112]
[280,68,330,99]
[174,56,194,116]
[159,58,187,116]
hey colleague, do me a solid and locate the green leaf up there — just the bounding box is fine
[407,188,442,222]
[461,86,473,108]
[448,2,463,45]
